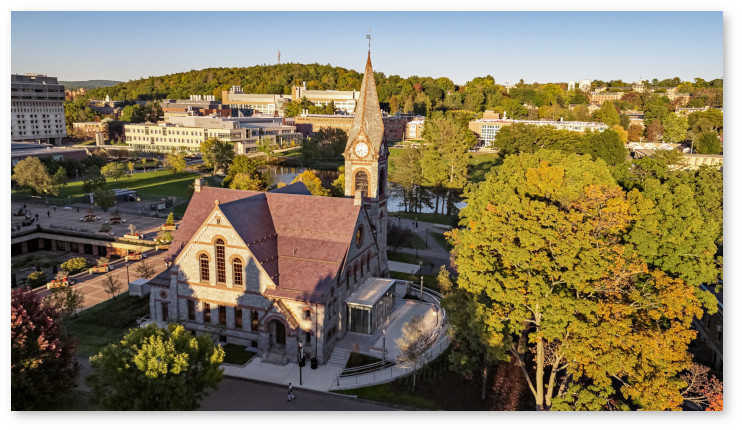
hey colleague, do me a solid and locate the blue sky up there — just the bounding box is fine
[11,11,723,85]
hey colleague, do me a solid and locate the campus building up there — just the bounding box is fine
[11,74,67,145]
[468,118,609,147]
[292,82,360,114]
[161,95,232,120]
[124,116,303,154]
[150,52,392,365]
[221,87,291,116]
[295,113,417,142]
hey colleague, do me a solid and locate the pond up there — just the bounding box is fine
[259,165,466,214]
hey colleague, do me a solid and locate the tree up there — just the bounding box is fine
[96,256,110,267]
[27,271,47,288]
[165,212,175,226]
[283,100,302,118]
[165,151,187,173]
[627,124,644,142]
[12,287,79,410]
[12,157,58,196]
[395,315,438,393]
[52,166,68,187]
[61,257,88,274]
[610,125,628,144]
[330,166,345,197]
[257,138,277,158]
[43,284,85,337]
[199,138,235,175]
[695,132,722,154]
[127,161,135,174]
[134,259,158,279]
[86,324,224,410]
[141,157,148,172]
[156,230,173,246]
[223,155,266,189]
[580,129,628,166]
[128,224,137,235]
[291,170,329,196]
[101,162,126,182]
[94,186,115,211]
[592,100,620,126]
[646,119,664,142]
[101,273,123,300]
[449,150,706,410]
[662,114,689,143]
[229,172,268,191]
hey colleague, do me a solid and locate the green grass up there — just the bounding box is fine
[430,231,453,251]
[387,251,435,267]
[390,271,441,292]
[222,344,256,365]
[13,170,201,199]
[389,211,458,227]
[469,152,502,183]
[334,384,437,410]
[66,292,150,355]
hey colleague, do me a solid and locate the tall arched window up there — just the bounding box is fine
[361,256,365,276]
[379,168,386,196]
[215,239,226,284]
[199,254,210,282]
[232,258,243,286]
[354,170,368,195]
[354,263,359,282]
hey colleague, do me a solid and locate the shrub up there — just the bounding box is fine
[27,271,47,288]
[61,257,88,275]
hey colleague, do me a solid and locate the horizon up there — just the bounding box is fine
[12,11,723,86]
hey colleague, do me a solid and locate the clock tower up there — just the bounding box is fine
[344,51,389,276]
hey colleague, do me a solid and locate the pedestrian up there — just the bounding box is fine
[287,383,295,401]
[35,213,39,220]
[47,211,50,218]
[53,205,56,212]
[77,207,80,213]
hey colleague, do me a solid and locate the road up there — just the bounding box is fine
[200,377,403,411]
[35,249,169,310]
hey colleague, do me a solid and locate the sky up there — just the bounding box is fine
[10,11,723,86]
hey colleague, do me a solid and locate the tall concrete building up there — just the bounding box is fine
[11,74,67,145]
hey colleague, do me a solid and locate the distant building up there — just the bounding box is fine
[589,91,624,104]
[676,106,709,116]
[222,86,291,116]
[292,82,360,114]
[294,113,416,142]
[404,118,425,140]
[11,142,87,166]
[625,111,645,128]
[72,121,110,139]
[124,116,303,154]
[11,74,67,145]
[469,118,609,147]
[567,81,576,91]
[65,87,87,100]
[161,95,232,120]
[578,79,592,92]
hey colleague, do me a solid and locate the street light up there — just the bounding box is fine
[126,262,130,286]
[382,329,386,363]
[298,340,304,386]
[419,259,424,301]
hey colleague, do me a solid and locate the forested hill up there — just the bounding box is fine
[83,63,723,117]
[59,80,122,90]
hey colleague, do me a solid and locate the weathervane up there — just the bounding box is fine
[366,27,371,53]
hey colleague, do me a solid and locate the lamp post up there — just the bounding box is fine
[298,340,304,386]
[382,329,386,362]
[125,262,130,286]
[419,259,423,301]
[425,227,429,248]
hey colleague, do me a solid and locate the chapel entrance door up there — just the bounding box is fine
[270,320,286,346]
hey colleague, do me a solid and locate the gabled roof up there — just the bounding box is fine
[172,184,362,304]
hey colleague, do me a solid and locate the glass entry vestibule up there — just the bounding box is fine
[346,278,396,335]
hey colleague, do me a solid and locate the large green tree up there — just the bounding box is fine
[579,129,628,166]
[200,138,235,175]
[694,132,722,154]
[87,324,224,410]
[662,114,690,143]
[449,150,708,411]
[12,157,58,196]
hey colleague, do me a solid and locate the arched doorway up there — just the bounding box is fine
[269,320,286,346]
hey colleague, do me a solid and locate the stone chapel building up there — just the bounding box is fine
[150,52,392,365]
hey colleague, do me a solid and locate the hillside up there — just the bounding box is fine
[59,80,122,90]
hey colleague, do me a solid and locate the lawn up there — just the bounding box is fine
[222,344,256,365]
[13,170,201,199]
[389,211,458,227]
[390,271,440,292]
[387,250,435,267]
[469,152,502,183]
[430,231,453,251]
[66,292,151,355]
[335,383,437,410]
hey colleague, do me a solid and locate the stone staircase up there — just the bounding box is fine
[327,347,350,367]
[262,346,289,365]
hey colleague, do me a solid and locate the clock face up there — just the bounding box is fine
[354,141,369,157]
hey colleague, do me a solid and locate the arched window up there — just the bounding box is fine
[366,254,370,272]
[199,254,210,282]
[215,239,226,284]
[354,263,359,282]
[354,170,368,195]
[347,269,352,289]
[232,258,243,286]
[361,256,365,276]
